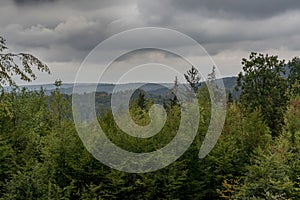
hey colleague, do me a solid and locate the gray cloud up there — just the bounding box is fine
[136,0,300,53]
[170,0,300,19]
[14,0,58,5]
[1,0,135,62]
[1,0,300,84]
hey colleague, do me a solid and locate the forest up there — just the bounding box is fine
[1,36,300,199]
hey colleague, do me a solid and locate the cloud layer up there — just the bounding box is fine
[1,0,300,83]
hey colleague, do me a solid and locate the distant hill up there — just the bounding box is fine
[221,76,238,91]
[10,77,239,114]
[17,76,238,96]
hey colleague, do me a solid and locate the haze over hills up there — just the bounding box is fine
[17,63,290,97]
[18,76,238,96]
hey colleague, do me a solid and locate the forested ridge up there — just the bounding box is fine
[1,37,300,199]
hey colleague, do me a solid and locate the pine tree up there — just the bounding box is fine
[184,66,201,93]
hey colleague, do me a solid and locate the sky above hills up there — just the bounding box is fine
[1,0,300,84]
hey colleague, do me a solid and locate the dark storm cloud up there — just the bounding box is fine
[170,0,300,19]
[14,0,58,5]
[136,0,300,53]
[6,0,300,61]
[1,0,300,84]
[1,0,136,62]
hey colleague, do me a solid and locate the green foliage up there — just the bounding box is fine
[234,134,296,199]
[285,97,300,143]
[0,134,14,195]
[288,57,300,93]
[236,52,287,136]
[210,105,271,199]
[227,91,233,103]
[184,66,201,93]
[129,89,153,126]
[1,48,300,199]
[0,36,50,87]
[285,97,300,198]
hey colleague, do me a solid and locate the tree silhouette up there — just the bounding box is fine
[184,66,201,93]
[0,36,50,87]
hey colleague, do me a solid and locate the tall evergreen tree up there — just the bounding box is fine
[184,66,201,93]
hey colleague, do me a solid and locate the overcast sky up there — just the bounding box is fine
[1,0,300,84]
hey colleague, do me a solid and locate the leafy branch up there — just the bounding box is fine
[0,36,50,87]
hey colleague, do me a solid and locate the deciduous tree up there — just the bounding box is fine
[236,52,287,136]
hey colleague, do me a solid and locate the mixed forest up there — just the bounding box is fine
[1,36,300,199]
